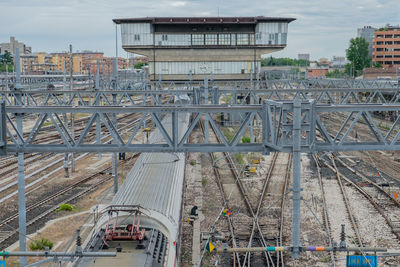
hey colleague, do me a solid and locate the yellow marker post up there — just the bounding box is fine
[206,241,215,253]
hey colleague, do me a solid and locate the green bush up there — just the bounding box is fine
[190,160,196,166]
[29,237,53,251]
[56,203,75,212]
[241,136,250,143]
[201,178,207,187]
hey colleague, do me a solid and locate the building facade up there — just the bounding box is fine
[372,25,400,68]
[306,68,328,78]
[113,16,295,80]
[19,51,127,75]
[0,36,31,55]
[331,56,347,69]
[357,26,376,57]
[20,52,58,74]
[298,53,310,61]
[364,67,399,79]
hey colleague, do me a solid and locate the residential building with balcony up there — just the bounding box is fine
[113,16,295,80]
[373,25,400,68]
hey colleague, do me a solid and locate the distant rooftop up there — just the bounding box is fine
[113,16,296,24]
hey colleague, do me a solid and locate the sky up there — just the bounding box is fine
[0,0,399,61]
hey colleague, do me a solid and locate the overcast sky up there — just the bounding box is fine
[1,0,399,60]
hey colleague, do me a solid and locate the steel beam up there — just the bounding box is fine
[15,48,27,267]
[3,103,400,154]
[291,99,301,258]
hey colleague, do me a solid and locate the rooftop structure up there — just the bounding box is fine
[0,36,31,55]
[113,16,295,80]
[372,25,400,68]
[298,53,310,61]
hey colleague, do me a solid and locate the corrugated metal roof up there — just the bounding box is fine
[113,16,296,24]
[112,112,189,225]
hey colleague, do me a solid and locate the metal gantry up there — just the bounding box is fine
[2,65,400,263]
[2,101,400,154]
[3,99,400,260]
[2,85,400,108]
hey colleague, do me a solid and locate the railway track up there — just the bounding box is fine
[0,112,153,203]
[329,154,400,241]
[0,153,139,250]
[243,152,291,267]
[199,118,291,266]
[312,155,336,267]
[315,152,400,265]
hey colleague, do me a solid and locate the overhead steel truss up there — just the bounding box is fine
[2,72,399,92]
[3,99,400,259]
[1,101,400,154]
[2,85,400,108]
[4,53,400,261]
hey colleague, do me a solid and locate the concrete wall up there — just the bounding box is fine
[150,61,260,75]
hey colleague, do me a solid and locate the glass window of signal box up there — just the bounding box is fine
[237,34,249,45]
[192,34,204,45]
[218,34,231,45]
[205,34,218,45]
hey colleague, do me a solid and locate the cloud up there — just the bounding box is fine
[170,1,187,7]
[0,0,399,60]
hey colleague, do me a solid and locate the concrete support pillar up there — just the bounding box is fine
[292,99,302,259]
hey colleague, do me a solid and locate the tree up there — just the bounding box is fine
[346,37,371,77]
[261,57,310,67]
[3,51,13,64]
[373,62,383,68]
[134,62,147,69]
[0,51,14,72]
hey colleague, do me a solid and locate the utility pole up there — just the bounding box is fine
[95,60,101,159]
[63,61,69,177]
[112,58,118,194]
[5,62,8,90]
[15,48,27,267]
[69,44,75,172]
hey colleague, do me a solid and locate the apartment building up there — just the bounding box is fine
[0,36,31,55]
[373,25,400,68]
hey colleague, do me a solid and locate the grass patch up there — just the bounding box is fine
[224,132,234,142]
[190,160,196,166]
[378,123,390,131]
[235,154,245,165]
[29,237,53,251]
[201,178,207,187]
[42,121,53,127]
[56,203,75,212]
[320,255,330,263]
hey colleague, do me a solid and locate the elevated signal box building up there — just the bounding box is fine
[113,16,295,80]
